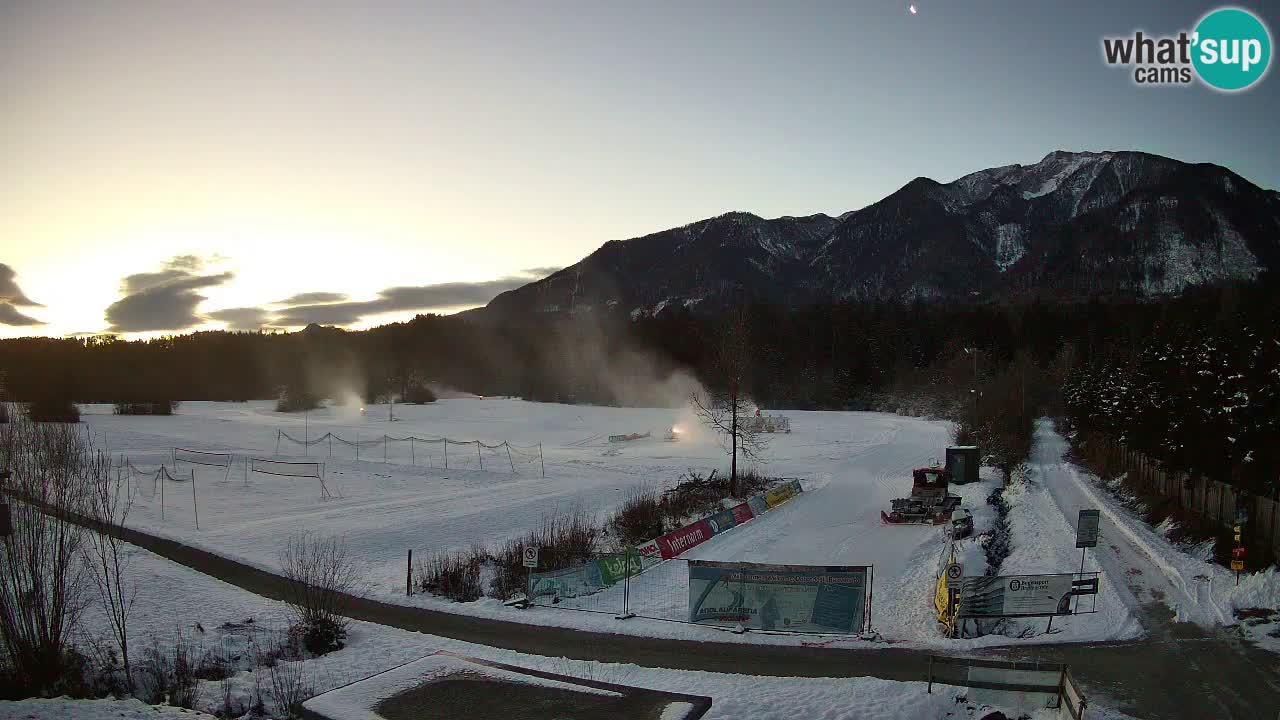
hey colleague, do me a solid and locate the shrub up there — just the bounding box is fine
[0,419,94,697]
[416,546,485,602]
[25,398,80,423]
[267,657,311,718]
[490,509,598,600]
[401,383,437,404]
[607,484,664,547]
[113,400,178,416]
[982,487,1012,576]
[276,387,321,413]
[138,631,202,709]
[278,533,362,655]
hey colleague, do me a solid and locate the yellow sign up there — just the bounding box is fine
[1231,560,1245,571]
[1234,533,1242,542]
[764,481,801,509]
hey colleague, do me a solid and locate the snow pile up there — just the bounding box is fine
[0,697,216,720]
[303,653,621,720]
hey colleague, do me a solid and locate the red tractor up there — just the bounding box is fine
[881,467,962,525]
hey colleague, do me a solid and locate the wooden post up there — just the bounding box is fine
[506,444,515,473]
[191,469,199,531]
[411,437,415,466]
[444,440,449,470]
[275,429,281,455]
[384,435,388,463]
[539,443,545,478]
[406,549,413,597]
[476,442,483,471]
[160,467,165,521]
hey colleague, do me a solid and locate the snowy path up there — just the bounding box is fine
[1012,420,1280,719]
[1027,420,1267,628]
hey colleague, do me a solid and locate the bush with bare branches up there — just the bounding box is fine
[0,420,93,696]
[415,546,485,602]
[278,532,363,655]
[83,457,138,690]
[490,508,597,600]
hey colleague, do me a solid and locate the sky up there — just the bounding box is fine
[3,0,1278,338]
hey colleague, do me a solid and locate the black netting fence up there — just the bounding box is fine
[275,429,544,476]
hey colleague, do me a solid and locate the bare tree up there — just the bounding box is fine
[691,308,767,496]
[84,455,138,689]
[0,420,92,694]
[278,532,363,654]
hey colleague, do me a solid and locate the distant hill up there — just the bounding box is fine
[485,150,1280,316]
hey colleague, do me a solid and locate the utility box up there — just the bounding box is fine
[946,446,980,485]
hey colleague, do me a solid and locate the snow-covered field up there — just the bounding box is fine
[74,400,1146,647]
[49,540,1134,720]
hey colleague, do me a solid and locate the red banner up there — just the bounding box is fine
[657,520,712,558]
[730,502,754,525]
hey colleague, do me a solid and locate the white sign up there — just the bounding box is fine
[959,574,1076,618]
[1076,509,1100,548]
[522,546,539,568]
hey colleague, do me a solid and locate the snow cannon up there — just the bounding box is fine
[881,467,962,525]
[664,426,681,442]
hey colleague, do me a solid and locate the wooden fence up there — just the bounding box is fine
[1107,437,1279,564]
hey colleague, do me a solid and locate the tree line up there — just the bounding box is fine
[1,275,1276,494]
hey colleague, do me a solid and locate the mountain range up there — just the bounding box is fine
[485,150,1280,316]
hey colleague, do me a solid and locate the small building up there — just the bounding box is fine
[946,446,980,485]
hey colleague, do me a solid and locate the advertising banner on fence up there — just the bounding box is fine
[957,574,1075,618]
[530,562,605,601]
[765,480,803,509]
[635,538,666,569]
[595,550,642,586]
[747,494,769,517]
[688,560,869,633]
[657,519,713,558]
[730,502,754,525]
[706,509,737,535]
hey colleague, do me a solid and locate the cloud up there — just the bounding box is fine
[0,303,43,326]
[273,291,349,306]
[0,263,44,326]
[273,275,536,326]
[205,306,271,331]
[105,255,234,332]
[0,263,41,307]
[522,266,564,278]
